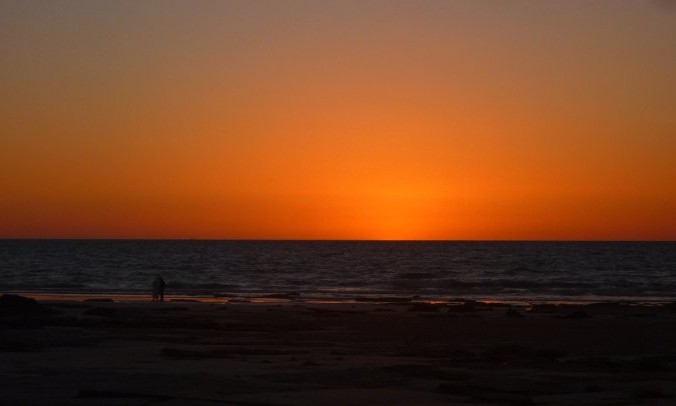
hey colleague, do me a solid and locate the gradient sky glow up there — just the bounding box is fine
[1,0,675,240]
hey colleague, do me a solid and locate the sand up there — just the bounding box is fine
[2,295,676,405]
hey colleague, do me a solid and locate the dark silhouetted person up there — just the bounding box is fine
[152,276,166,302]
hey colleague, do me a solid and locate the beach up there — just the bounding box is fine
[2,295,676,405]
[4,1,676,404]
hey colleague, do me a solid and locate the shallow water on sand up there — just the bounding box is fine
[1,240,675,302]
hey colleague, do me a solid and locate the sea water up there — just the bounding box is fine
[1,240,675,302]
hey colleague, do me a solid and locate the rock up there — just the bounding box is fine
[355,296,413,303]
[530,303,559,313]
[586,302,625,308]
[0,294,48,314]
[448,302,476,313]
[261,293,300,299]
[408,303,442,312]
[49,302,88,309]
[505,308,522,317]
[561,310,591,319]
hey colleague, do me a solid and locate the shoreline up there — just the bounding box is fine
[11,291,676,307]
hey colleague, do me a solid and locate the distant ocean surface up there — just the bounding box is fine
[1,240,675,303]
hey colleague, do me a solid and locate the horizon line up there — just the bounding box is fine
[1,238,674,243]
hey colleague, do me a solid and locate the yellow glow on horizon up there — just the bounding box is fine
[342,183,441,240]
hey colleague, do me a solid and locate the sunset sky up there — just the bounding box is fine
[1,0,675,240]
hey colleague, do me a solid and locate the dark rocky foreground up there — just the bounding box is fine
[2,295,676,405]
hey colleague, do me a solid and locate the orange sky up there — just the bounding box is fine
[1,1,675,240]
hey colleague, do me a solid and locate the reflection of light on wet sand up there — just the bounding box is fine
[18,292,673,307]
[22,293,227,304]
[21,293,306,305]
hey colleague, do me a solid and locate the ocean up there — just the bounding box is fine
[1,240,675,303]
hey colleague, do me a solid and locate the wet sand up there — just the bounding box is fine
[2,295,676,405]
